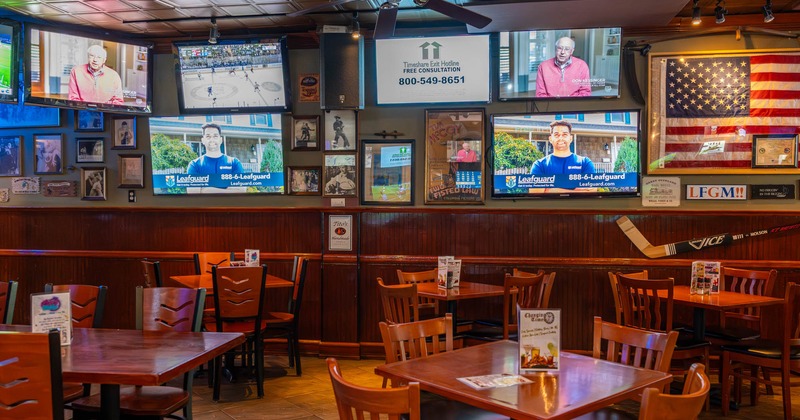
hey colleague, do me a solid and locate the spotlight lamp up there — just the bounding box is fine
[208,18,219,44]
[714,0,727,24]
[351,12,360,39]
[691,0,701,24]
[763,0,775,23]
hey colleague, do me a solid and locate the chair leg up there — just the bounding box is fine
[293,332,302,376]
[763,367,775,395]
[782,366,792,420]
[750,364,759,406]
[255,337,265,398]
[721,351,731,416]
[287,333,295,368]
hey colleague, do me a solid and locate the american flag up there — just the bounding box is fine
[652,53,800,169]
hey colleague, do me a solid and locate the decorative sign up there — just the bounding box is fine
[691,261,721,295]
[31,292,72,346]
[298,73,320,102]
[641,177,681,207]
[42,180,78,197]
[0,188,7,202]
[437,256,459,289]
[11,177,40,194]
[375,35,490,104]
[328,215,353,251]
[751,184,796,200]
[686,184,747,200]
[518,308,560,372]
[244,249,260,267]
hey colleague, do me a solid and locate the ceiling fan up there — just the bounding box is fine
[288,0,492,39]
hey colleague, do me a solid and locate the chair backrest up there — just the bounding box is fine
[616,273,674,332]
[0,330,64,420]
[194,252,234,275]
[377,278,419,324]
[782,282,800,354]
[396,268,438,312]
[211,265,267,328]
[141,259,163,288]
[136,286,206,333]
[719,266,778,328]
[327,357,420,420]
[379,314,453,363]
[513,268,557,309]
[608,270,648,324]
[639,363,710,420]
[44,283,108,328]
[287,256,308,319]
[592,316,678,373]
[0,280,18,324]
[503,272,547,339]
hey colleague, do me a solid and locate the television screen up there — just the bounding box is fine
[24,25,152,114]
[491,109,640,198]
[498,27,621,100]
[149,114,284,195]
[375,34,490,105]
[174,38,291,114]
[0,20,20,103]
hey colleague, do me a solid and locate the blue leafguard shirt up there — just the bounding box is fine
[530,154,595,175]
[187,155,245,175]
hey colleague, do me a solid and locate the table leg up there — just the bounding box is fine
[446,301,458,335]
[100,384,121,420]
[693,307,706,340]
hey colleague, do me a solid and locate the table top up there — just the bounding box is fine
[416,281,505,301]
[167,273,293,290]
[375,340,672,420]
[662,285,783,311]
[0,326,245,386]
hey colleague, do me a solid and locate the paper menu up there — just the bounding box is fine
[457,373,532,390]
[31,292,72,346]
[691,261,721,294]
[245,249,260,267]
[518,308,561,372]
[448,259,461,288]
[437,256,453,289]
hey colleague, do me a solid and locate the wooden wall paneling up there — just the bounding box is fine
[320,260,359,356]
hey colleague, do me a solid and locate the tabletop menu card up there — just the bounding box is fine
[691,261,721,295]
[245,249,260,267]
[438,256,461,289]
[457,373,533,390]
[31,291,72,346]
[518,308,561,372]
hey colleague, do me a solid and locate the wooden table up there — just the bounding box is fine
[660,285,783,340]
[375,340,672,420]
[167,273,294,292]
[0,326,245,420]
[416,281,505,330]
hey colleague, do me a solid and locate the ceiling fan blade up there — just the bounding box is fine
[420,0,492,28]
[373,5,398,39]
[287,0,359,17]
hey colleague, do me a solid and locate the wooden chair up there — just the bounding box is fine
[0,280,18,324]
[380,314,454,366]
[44,283,108,328]
[193,252,234,275]
[466,271,547,341]
[705,266,777,341]
[141,259,163,288]
[513,268,557,309]
[639,363,710,420]
[396,268,439,316]
[377,277,419,324]
[208,264,268,400]
[592,316,678,375]
[607,270,647,324]
[69,286,206,419]
[265,256,308,376]
[721,282,800,420]
[0,330,64,420]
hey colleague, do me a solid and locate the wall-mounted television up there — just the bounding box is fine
[0,19,20,104]
[498,27,622,100]
[174,38,291,114]
[375,34,490,105]
[149,114,284,195]
[24,25,153,114]
[491,109,640,198]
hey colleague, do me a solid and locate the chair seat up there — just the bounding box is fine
[705,326,761,342]
[419,398,510,419]
[722,343,800,360]
[265,311,293,324]
[70,385,190,416]
[205,319,269,334]
[63,382,85,402]
[675,336,711,351]
[572,406,637,420]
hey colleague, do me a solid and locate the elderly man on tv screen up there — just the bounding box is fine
[68,44,124,105]
[534,37,591,98]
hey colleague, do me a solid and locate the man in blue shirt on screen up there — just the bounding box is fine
[187,123,245,175]
[530,120,595,175]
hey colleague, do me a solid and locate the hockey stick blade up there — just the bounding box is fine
[616,216,668,258]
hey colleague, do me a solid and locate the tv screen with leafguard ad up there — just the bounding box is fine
[149,114,284,195]
[498,27,622,100]
[491,110,640,198]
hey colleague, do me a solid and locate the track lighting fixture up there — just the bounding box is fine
[763,0,775,23]
[692,0,701,24]
[208,18,219,44]
[351,12,360,39]
[714,0,727,24]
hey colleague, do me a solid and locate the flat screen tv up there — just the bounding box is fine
[0,19,20,104]
[149,114,284,195]
[491,109,640,198]
[498,27,622,100]
[24,25,153,114]
[174,38,291,114]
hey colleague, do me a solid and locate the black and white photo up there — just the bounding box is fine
[76,138,104,163]
[291,116,319,151]
[34,134,64,175]
[112,117,136,149]
[323,154,357,197]
[287,166,321,195]
[324,110,357,151]
[81,167,106,200]
[0,136,21,176]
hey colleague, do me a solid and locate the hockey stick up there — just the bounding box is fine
[616,216,800,258]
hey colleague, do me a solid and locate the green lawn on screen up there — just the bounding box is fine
[0,44,11,91]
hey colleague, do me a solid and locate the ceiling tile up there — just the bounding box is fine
[48,2,103,13]
[107,10,158,21]
[209,0,255,6]
[157,0,215,6]
[255,3,296,14]
[73,12,122,23]
[7,3,69,15]
[119,0,173,8]
[144,8,191,19]
[177,7,223,17]
[218,5,263,15]
[85,0,140,12]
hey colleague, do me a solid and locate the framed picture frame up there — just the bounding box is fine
[0,103,60,129]
[34,134,64,175]
[118,154,145,188]
[81,167,107,200]
[752,135,798,168]
[324,110,357,151]
[76,138,104,163]
[360,139,415,205]
[648,49,800,174]
[0,136,22,176]
[424,109,485,204]
[287,166,321,195]
[112,116,136,149]
[323,153,357,197]
[291,116,320,151]
[75,110,104,132]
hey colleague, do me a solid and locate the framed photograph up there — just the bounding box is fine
[0,136,22,176]
[118,154,145,188]
[287,166,321,195]
[76,138,104,163]
[361,139,414,205]
[291,115,320,151]
[112,117,136,149]
[0,103,60,128]
[648,49,800,174]
[324,110,357,151]
[75,110,104,132]
[34,134,64,175]
[81,167,107,200]
[323,153,357,197]
[752,135,798,168]
[424,109,485,204]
